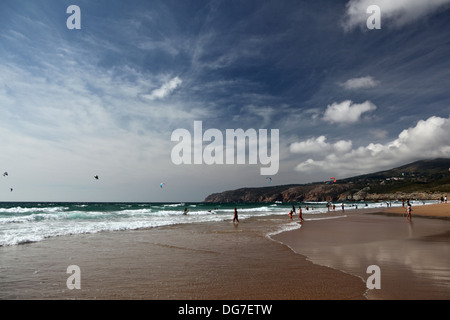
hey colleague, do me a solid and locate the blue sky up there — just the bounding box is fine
[0,0,449,202]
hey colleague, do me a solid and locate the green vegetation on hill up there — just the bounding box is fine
[205,158,450,203]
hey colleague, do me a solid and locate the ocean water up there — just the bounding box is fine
[0,200,428,246]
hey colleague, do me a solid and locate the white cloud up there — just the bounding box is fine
[293,115,450,176]
[0,55,199,201]
[341,76,379,90]
[334,140,354,153]
[342,0,450,30]
[142,76,183,101]
[290,136,352,155]
[323,100,377,124]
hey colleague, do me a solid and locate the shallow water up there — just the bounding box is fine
[1,200,411,246]
[273,213,450,299]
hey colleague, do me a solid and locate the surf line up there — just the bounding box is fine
[171,120,279,175]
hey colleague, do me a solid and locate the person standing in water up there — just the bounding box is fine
[406,201,412,221]
[298,206,304,222]
[233,208,239,223]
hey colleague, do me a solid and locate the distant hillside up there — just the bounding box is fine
[204,158,450,203]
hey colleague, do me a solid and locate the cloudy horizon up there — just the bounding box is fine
[0,0,449,202]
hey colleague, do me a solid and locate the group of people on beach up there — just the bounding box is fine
[288,205,304,222]
[326,202,362,212]
[223,196,443,225]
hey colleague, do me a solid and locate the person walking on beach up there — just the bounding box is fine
[233,208,239,224]
[406,201,412,221]
[298,206,303,222]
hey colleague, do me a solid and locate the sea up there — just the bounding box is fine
[0,200,434,247]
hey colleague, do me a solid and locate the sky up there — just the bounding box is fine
[0,0,449,202]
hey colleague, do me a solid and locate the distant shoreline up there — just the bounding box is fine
[382,202,450,219]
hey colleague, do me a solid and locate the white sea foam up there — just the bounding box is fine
[0,200,438,246]
[266,221,302,238]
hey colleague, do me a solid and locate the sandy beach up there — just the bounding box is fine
[0,215,366,300]
[272,203,450,300]
[1,203,449,300]
[385,202,450,218]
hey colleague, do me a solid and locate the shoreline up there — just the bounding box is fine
[0,214,366,300]
[383,202,450,218]
[2,203,449,300]
[271,203,450,300]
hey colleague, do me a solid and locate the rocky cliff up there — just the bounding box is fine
[204,159,450,203]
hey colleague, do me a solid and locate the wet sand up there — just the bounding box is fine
[2,204,449,300]
[0,215,366,300]
[272,204,450,300]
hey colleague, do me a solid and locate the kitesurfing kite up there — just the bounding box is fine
[94,175,99,180]
[3,172,8,177]
[266,177,272,183]
[9,188,13,192]
[160,182,166,189]
[330,177,336,183]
